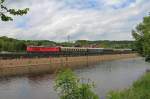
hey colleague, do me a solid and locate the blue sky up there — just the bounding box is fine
[0,0,150,41]
[62,0,101,9]
[62,0,136,9]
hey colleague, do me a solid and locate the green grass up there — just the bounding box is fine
[107,72,150,99]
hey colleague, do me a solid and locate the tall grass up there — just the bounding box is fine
[107,72,150,99]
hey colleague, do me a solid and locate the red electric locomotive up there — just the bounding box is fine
[27,46,60,53]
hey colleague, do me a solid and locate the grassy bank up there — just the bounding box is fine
[107,72,150,99]
[0,54,137,77]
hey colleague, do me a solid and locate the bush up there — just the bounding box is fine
[54,69,99,99]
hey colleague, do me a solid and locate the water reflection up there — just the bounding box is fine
[0,57,149,99]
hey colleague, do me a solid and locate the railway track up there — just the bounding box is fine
[0,51,133,59]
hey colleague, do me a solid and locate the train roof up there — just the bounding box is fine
[60,47,106,49]
[27,46,59,48]
[60,47,87,49]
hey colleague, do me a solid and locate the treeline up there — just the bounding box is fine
[0,36,135,52]
[75,40,135,49]
[0,36,56,52]
[0,36,26,52]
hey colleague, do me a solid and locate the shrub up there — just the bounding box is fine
[54,69,99,99]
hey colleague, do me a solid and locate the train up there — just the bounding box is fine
[0,46,133,59]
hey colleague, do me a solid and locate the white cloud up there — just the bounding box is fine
[0,0,150,41]
[102,0,125,5]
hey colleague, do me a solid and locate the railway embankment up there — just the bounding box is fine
[0,54,138,77]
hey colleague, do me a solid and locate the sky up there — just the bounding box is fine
[0,0,150,41]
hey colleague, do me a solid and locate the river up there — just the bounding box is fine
[0,57,149,99]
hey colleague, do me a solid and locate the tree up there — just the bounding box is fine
[54,69,99,99]
[0,0,29,21]
[132,13,150,60]
[75,40,89,47]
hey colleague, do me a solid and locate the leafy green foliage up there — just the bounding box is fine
[58,42,74,47]
[132,13,150,59]
[0,36,57,52]
[107,72,150,99]
[54,69,99,99]
[0,0,29,21]
[78,83,99,99]
[0,36,26,52]
[75,40,134,49]
[1,13,12,21]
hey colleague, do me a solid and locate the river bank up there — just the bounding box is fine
[107,71,150,99]
[0,57,149,99]
[0,54,137,77]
